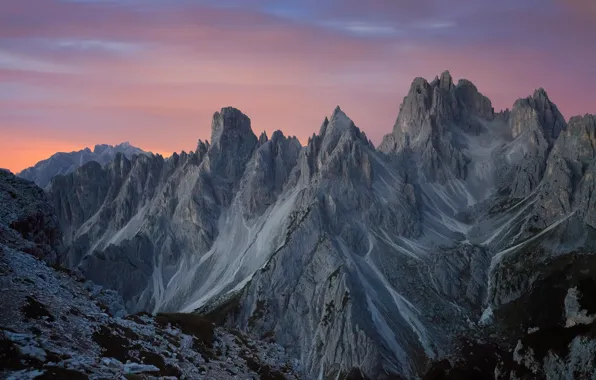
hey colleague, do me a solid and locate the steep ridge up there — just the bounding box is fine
[18,142,148,189]
[48,72,596,379]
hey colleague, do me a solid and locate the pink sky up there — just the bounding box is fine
[0,0,595,172]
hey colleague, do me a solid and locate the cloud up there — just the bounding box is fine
[52,39,144,54]
[414,21,456,29]
[0,50,76,73]
[320,21,399,36]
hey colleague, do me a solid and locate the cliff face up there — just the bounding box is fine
[45,72,596,379]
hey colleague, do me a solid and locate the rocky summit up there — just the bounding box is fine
[3,71,596,379]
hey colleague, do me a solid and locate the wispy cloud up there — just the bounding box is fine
[321,20,399,36]
[414,21,456,29]
[52,39,145,54]
[0,50,76,73]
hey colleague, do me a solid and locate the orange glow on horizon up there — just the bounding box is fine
[1,0,594,173]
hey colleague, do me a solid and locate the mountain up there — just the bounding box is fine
[0,169,301,379]
[17,142,148,188]
[45,73,596,379]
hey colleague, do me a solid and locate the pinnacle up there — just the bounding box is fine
[439,70,453,91]
[210,106,255,145]
[533,88,549,100]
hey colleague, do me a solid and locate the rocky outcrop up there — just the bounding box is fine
[541,115,596,227]
[511,89,567,144]
[0,247,301,380]
[496,89,568,199]
[425,250,596,380]
[0,170,61,264]
[18,142,148,189]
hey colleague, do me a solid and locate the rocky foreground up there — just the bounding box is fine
[0,169,300,379]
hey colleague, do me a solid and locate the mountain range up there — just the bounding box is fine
[0,169,301,379]
[4,71,596,379]
[17,142,148,189]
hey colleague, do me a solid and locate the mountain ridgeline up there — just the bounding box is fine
[46,72,596,379]
[18,142,148,189]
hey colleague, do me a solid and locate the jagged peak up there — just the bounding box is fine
[410,76,432,92]
[328,106,352,129]
[320,106,371,150]
[326,106,356,135]
[307,107,369,152]
[511,88,567,144]
[319,117,330,137]
[93,144,109,154]
[439,70,453,91]
[204,107,258,179]
[258,131,269,145]
[568,114,596,129]
[256,130,296,149]
[210,106,256,146]
[408,71,478,96]
[533,87,549,100]
[456,78,478,91]
[380,71,494,154]
[514,88,555,109]
[196,139,209,153]
[270,130,287,142]
[331,105,344,118]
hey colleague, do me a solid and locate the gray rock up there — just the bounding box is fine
[18,142,148,189]
[378,71,497,183]
[0,170,61,264]
[496,88,567,199]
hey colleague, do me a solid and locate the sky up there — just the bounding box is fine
[1,0,595,173]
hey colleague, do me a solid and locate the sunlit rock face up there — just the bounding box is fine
[46,72,596,379]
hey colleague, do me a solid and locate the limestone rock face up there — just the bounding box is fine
[41,75,596,380]
[532,115,596,228]
[511,89,566,144]
[207,107,258,187]
[379,71,497,183]
[240,131,301,216]
[496,89,568,199]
